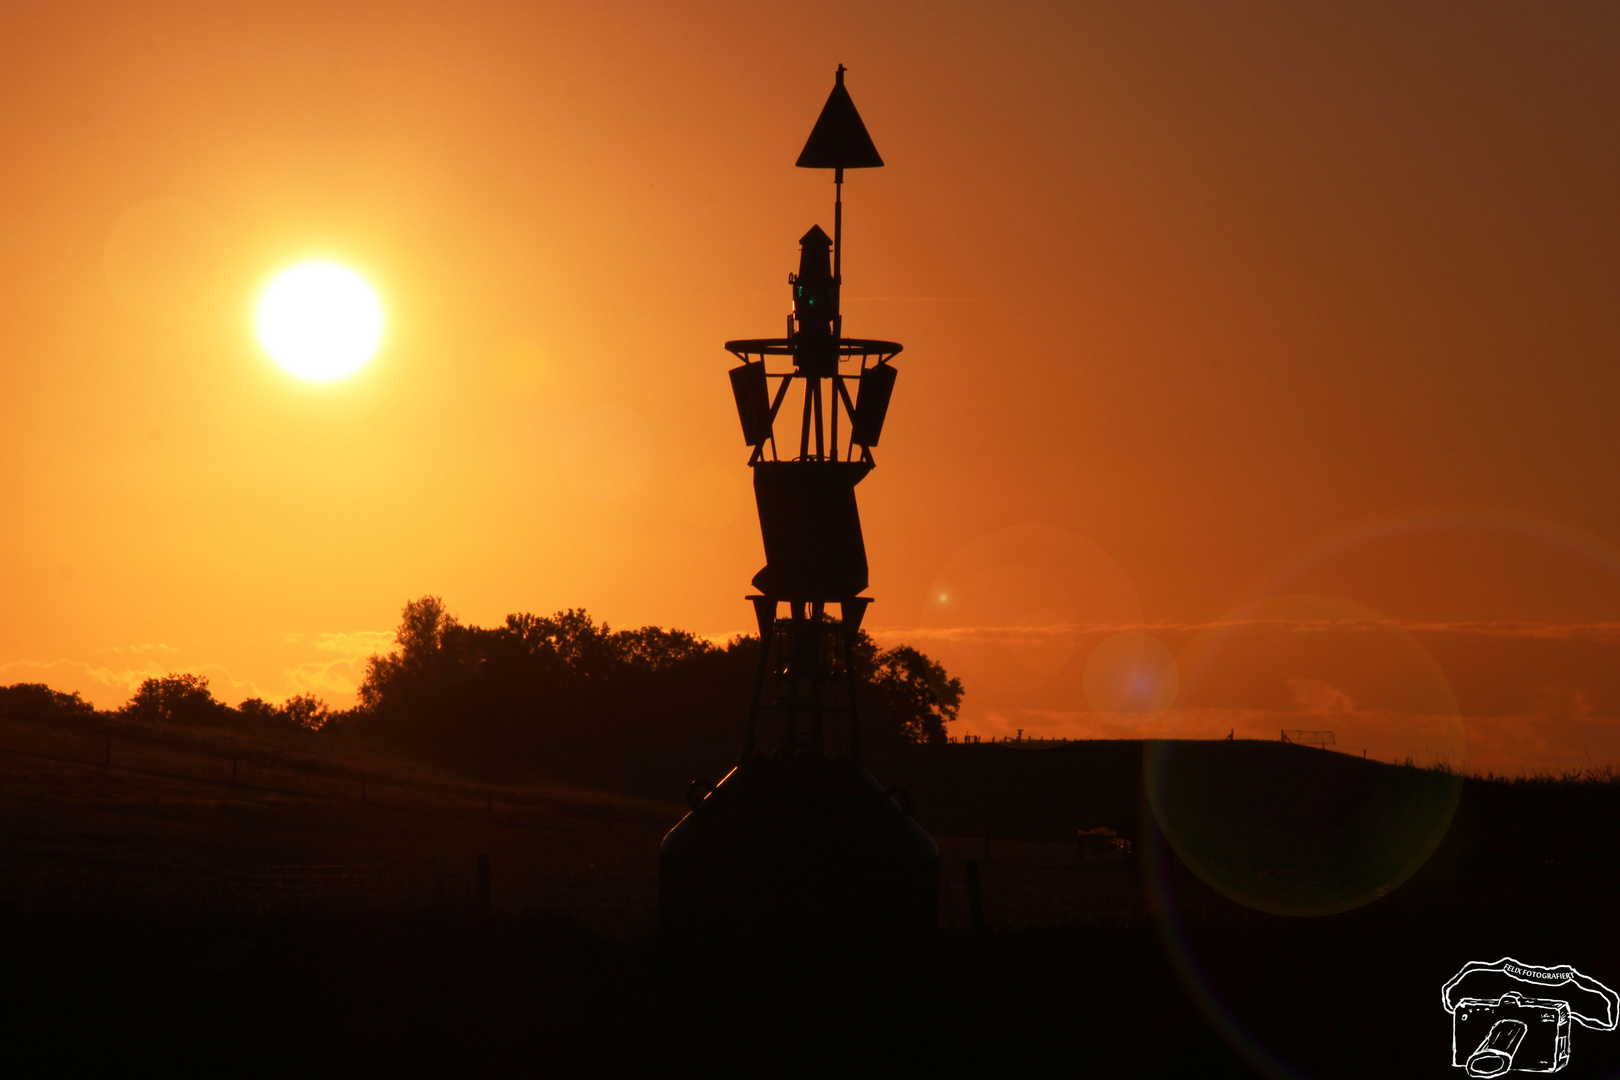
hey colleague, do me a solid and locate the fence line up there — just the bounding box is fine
[0,715,661,838]
[0,715,1206,930]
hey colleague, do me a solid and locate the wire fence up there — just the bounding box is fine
[0,713,659,834]
[0,713,672,934]
[0,713,1201,932]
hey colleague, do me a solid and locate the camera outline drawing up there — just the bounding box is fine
[1442,957,1619,1076]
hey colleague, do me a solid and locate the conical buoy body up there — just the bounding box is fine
[659,755,939,937]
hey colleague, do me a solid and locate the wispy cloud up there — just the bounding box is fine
[310,630,394,656]
[0,658,169,707]
[0,657,267,710]
[280,630,393,705]
[97,642,180,656]
[10,619,1620,773]
[870,620,1620,643]
[0,628,397,711]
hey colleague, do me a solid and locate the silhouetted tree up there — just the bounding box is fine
[238,697,277,726]
[351,597,964,794]
[239,693,333,731]
[854,640,964,747]
[362,595,458,692]
[0,683,95,717]
[121,673,233,726]
[281,693,332,731]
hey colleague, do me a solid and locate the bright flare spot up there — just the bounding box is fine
[256,262,383,382]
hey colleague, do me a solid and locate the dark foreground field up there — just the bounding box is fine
[2,713,1618,1077]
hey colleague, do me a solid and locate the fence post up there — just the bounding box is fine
[966,858,986,936]
[476,854,490,915]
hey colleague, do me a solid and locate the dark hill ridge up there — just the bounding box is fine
[3,703,1616,928]
[876,737,1620,921]
[5,710,1620,1077]
[871,737,1420,842]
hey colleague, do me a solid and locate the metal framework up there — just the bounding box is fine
[719,74,900,765]
[726,337,901,466]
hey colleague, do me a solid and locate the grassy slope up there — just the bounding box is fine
[6,715,1615,931]
[0,713,679,935]
[6,718,1620,1075]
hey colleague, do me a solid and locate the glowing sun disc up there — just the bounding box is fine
[256,261,383,381]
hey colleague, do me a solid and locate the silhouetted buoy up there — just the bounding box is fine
[660,66,937,938]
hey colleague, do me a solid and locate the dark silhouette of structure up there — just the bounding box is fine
[659,67,938,935]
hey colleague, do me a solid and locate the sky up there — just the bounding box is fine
[1,1,1618,775]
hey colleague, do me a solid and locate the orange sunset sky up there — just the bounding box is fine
[2,2,1618,775]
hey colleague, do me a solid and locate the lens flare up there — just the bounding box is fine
[921,525,1141,696]
[1136,514,1620,1078]
[1148,594,1465,917]
[1144,824,1316,1080]
[105,197,229,324]
[1083,631,1179,718]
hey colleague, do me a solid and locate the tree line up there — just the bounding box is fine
[0,675,336,731]
[0,597,963,796]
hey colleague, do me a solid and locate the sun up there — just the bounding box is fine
[255,261,384,382]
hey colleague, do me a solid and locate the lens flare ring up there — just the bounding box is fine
[1130,506,1620,1078]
